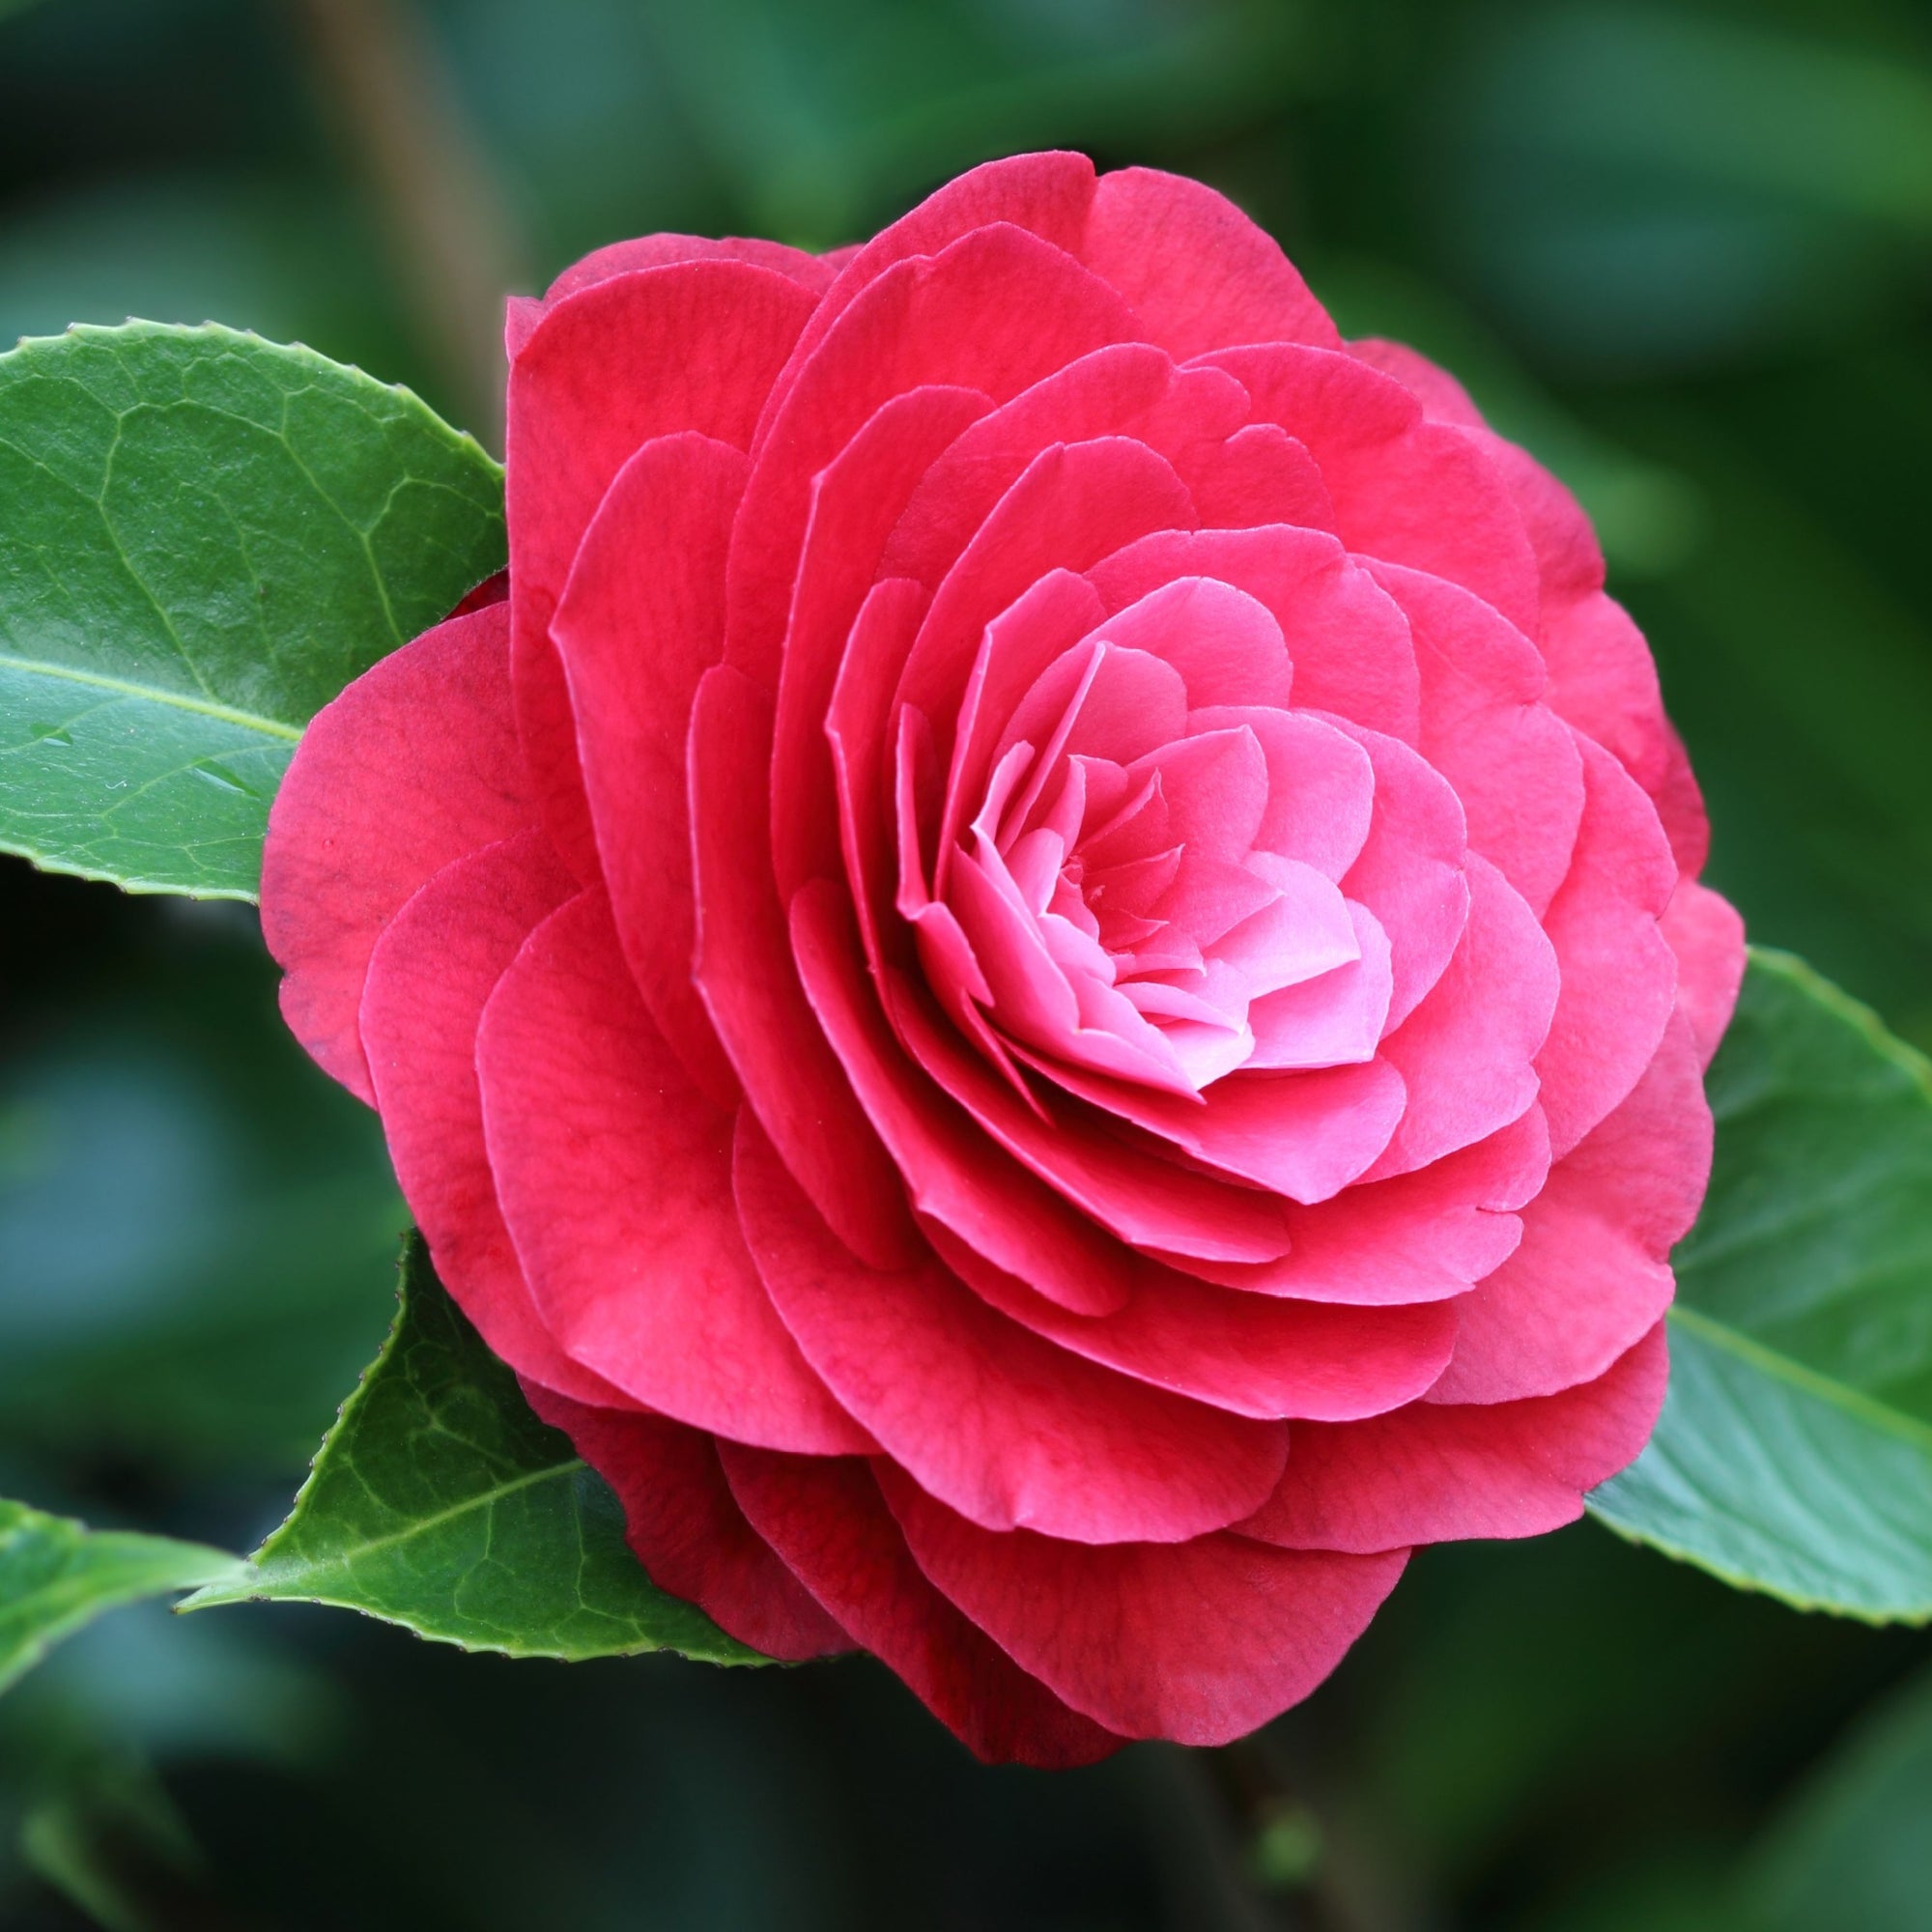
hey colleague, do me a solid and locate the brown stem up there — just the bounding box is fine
[285,0,529,448]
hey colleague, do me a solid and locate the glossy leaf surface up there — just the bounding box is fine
[1590,950,1932,1621]
[185,1235,762,1664]
[0,1500,238,1695]
[0,322,503,898]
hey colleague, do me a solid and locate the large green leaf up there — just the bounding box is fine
[183,1235,762,1665]
[1590,949,1932,1621]
[0,1501,239,1696]
[0,321,504,899]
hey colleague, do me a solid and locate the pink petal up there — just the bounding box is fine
[1348,335,1488,431]
[542,234,842,305]
[1368,559,1586,918]
[1535,732,1680,1159]
[1426,1014,1707,1406]
[724,221,1136,685]
[829,578,929,958]
[690,667,919,1268]
[1078,165,1342,357]
[878,959,1301,1256]
[1361,855,1556,1181]
[507,262,821,871]
[1240,1322,1668,1551]
[880,345,1246,592]
[1662,880,1747,1068]
[1203,343,1542,637]
[1088,526,1420,740]
[1179,422,1333,530]
[735,1117,1288,1544]
[1089,577,1293,711]
[524,1386,851,1662]
[895,436,1197,732]
[475,887,870,1454]
[771,384,990,898]
[766,153,1101,433]
[885,1470,1407,1746]
[1244,902,1394,1068]
[361,831,623,1407]
[551,431,745,1105]
[1037,1051,1406,1205]
[936,572,1110,886]
[926,1220,1457,1422]
[1166,1107,1549,1305]
[790,878,1137,1315]
[720,1446,1122,1768]
[1328,721,1470,1030]
[1187,707,1373,877]
[263,602,532,1105]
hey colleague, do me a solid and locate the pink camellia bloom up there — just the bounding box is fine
[263,153,1745,1766]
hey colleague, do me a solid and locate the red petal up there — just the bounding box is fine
[789,878,1137,1316]
[725,221,1136,685]
[361,831,621,1406]
[524,1385,851,1662]
[262,602,531,1104]
[772,385,991,900]
[885,1470,1407,1745]
[925,1219,1457,1422]
[1427,1013,1706,1405]
[1662,879,1747,1067]
[1080,165,1341,358]
[543,234,841,305]
[475,887,870,1453]
[1204,344,1541,637]
[735,1115,1288,1543]
[552,431,746,1105]
[1241,1323,1668,1551]
[721,1445,1122,1768]
[506,261,819,870]
[1361,855,1556,1182]
[1088,525,1420,741]
[1535,732,1679,1159]
[1371,560,1586,918]
[690,667,920,1269]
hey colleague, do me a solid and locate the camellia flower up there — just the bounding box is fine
[264,153,1745,1766]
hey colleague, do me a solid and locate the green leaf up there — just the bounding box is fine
[0,1502,239,1697]
[0,321,504,899]
[183,1234,763,1665]
[1589,949,1932,1621]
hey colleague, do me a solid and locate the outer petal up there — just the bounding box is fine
[885,1469,1407,1746]
[1662,879,1747,1068]
[552,431,746,1104]
[506,261,820,870]
[1203,343,1542,637]
[1368,559,1585,918]
[525,1386,851,1662]
[725,221,1137,685]
[1534,732,1680,1160]
[721,1446,1122,1768]
[1240,1323,1668,1552]
[263,602,531,1105]
[476,888,871,1454]
[1079,165,1342,358]
[735,1117,1287,1543]
[1428,1011,1708,1405]
[361,831,622,1407]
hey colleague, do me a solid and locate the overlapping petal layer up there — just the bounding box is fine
[263,152,1741,1766]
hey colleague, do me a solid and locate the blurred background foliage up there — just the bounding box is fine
[2,0,1931,1924]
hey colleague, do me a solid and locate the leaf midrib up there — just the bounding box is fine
[1670,1301,1932,1457]
[210,1455,587,1596]
[1,652,303,740]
